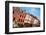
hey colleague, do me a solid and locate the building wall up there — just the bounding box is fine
[13,7,40,27]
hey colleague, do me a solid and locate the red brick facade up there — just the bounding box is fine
[13,7,40,27]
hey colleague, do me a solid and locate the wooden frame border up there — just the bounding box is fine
[5,1,45,34]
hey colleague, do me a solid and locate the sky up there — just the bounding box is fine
[20,7,40,20]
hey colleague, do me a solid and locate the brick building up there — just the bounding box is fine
[13,7,40,28]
